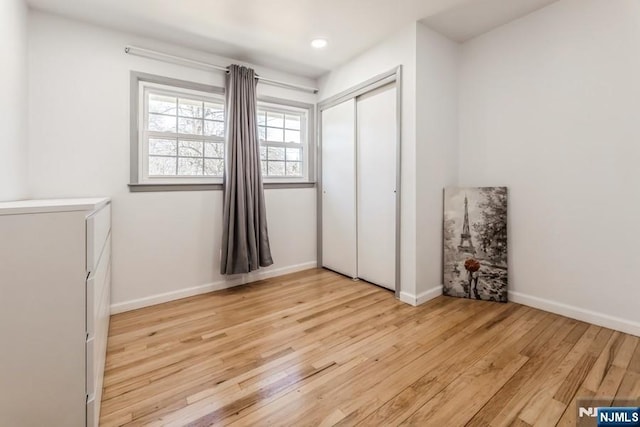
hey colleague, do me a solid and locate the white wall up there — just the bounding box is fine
[459,0,640,333]
[0,0,29,201]
[28,11,317,311]
[415,22,459,298]
[318,23,419,299]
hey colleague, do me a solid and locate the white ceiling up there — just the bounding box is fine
[422,0,559,42]
[26,0,559,79]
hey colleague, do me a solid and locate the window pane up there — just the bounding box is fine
[204,159,224,176]
[149,138,177,156]
[260,146,266,160]
[204,120,224,137]
[178,157,204,175]
[148,113,176,132]
[178,118,203,135]
[261,161,267,174]
[266,127,283,142]
[178,140,204,157]
[258,126,266,141]
[267,146,285,160]
[204,142,224,158]
[285,114,300,130]
[178,98,203,118]
[267,161,285,176]
[204,103,224,120]
[286,161,302,176]
[266,111,284,128]
[284,129,300,144]
[286,147,301,161]
[257,111,266,126]
[149,156,177,176]
[149,94,176,115]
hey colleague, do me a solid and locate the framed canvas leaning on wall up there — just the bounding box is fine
[443,187,508,302]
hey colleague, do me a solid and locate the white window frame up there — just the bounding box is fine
[138,80,225,185]
[129,72,316,191]
[257,100,310,183]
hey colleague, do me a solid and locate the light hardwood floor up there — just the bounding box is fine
[100,269,640,426]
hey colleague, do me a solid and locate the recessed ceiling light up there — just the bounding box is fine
[311,38,328,49]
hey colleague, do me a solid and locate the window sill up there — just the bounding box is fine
[128,182,316,192]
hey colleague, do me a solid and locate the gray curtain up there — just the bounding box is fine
[220,64,273,274]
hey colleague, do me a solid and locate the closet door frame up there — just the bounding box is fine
[317,66,402,298]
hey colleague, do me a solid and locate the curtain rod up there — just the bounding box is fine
[124,45,318,94]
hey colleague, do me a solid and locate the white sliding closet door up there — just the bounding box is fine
[321,99,357,278]
[356,83,397,290]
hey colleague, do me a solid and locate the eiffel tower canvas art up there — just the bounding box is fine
[443,187,508,302]
[458,195,476,254]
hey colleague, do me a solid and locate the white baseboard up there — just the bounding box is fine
[399,291,416,306]
[417,286,444,305]
[110,261,317,314]
[509,290,640,338]
[399,286,443,306]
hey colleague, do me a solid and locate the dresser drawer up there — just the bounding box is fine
[86,203,111,274]
[87,394,97,427]
[86,234,111,339]
[86,337,95,396]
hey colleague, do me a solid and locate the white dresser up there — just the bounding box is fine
[0,198,111,427]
